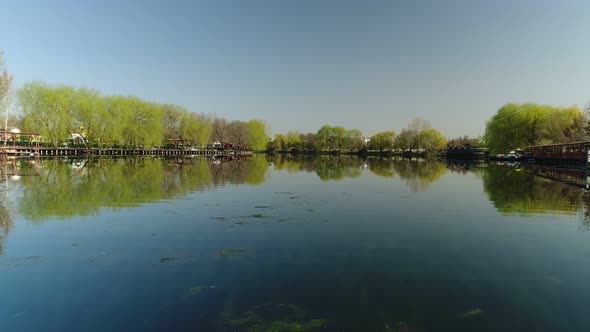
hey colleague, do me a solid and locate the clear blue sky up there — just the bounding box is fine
[1,0,589,137]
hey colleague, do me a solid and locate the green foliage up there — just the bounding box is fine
[316,125,334,150]
[273,134,288,150]
[369,131,396,152]
[246,119,269,150]
[484,103,586,153]
[286,131,302,150]
[122,97,164,148]
[393,118,446,153]
[418,128,447,152]
[345,129,364,151]
[71,88,105,147]
[18,81,216,148]
[316,125,363,151]
[19,81,75,146]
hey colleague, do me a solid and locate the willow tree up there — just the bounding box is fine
[316,125,347,151]
[286,131,302,150]
[272,133,287,150]
[19,81,75,146]
[122,97,163,148]
[345,129,364,151]
[419,128,447,153]
[179,111,211,148]
[191,113,213,148]
[99,96,131,147]
[369,131,397,152]
[485,103,586,153]
[246,119,268,151]
[71,88,105,147]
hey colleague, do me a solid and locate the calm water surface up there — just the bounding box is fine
[1,156,589,331]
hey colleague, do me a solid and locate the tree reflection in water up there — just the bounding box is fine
[270,155,446,191]
[17,155,269,222]
[4,155,590,256]
[482,163,585,216]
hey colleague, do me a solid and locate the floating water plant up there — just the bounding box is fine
[221,303,328,332]
[216,249,249,257]
[458,308,483,319]
[159,257,177,263]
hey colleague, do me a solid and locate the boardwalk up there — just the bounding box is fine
[525,141,590,165]
[0,146,252,157]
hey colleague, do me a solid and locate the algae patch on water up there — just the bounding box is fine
[458,308,483,319]
[159,257,177,263]
[248,214,270,219]
[184,285,205,298]
[221,303,328,332]
[216,249,249,257]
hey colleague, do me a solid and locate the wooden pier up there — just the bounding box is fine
[1,146,252,157]
[524,141,590,167]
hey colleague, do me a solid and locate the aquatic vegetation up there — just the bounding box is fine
[185,285,205,297]
[248,214,269,218]
[159,257,177,263]
[458,308,483,319]
[216,249,249,257]
[222,303,328,332]
[383,322,410,331]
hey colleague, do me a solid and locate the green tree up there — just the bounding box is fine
[122,97,163,148]
[316,125,347,151]
[300,133,317,151]
[369,131,396,152]
[273,133,288,150]
[19,81,75,146]
[192,113,213,148]
[485,103,586,153]
[419,128,447,153]
[246,119,268,151]
[316,125,334,150]
[286,131,302,150]
[345,129,364,151]
[100,95,131,147]
[71,88,105,147]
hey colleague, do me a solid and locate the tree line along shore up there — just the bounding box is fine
[1,51,588,155]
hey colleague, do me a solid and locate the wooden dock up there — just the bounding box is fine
[524,141,590,167]
[0,146,252,157]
